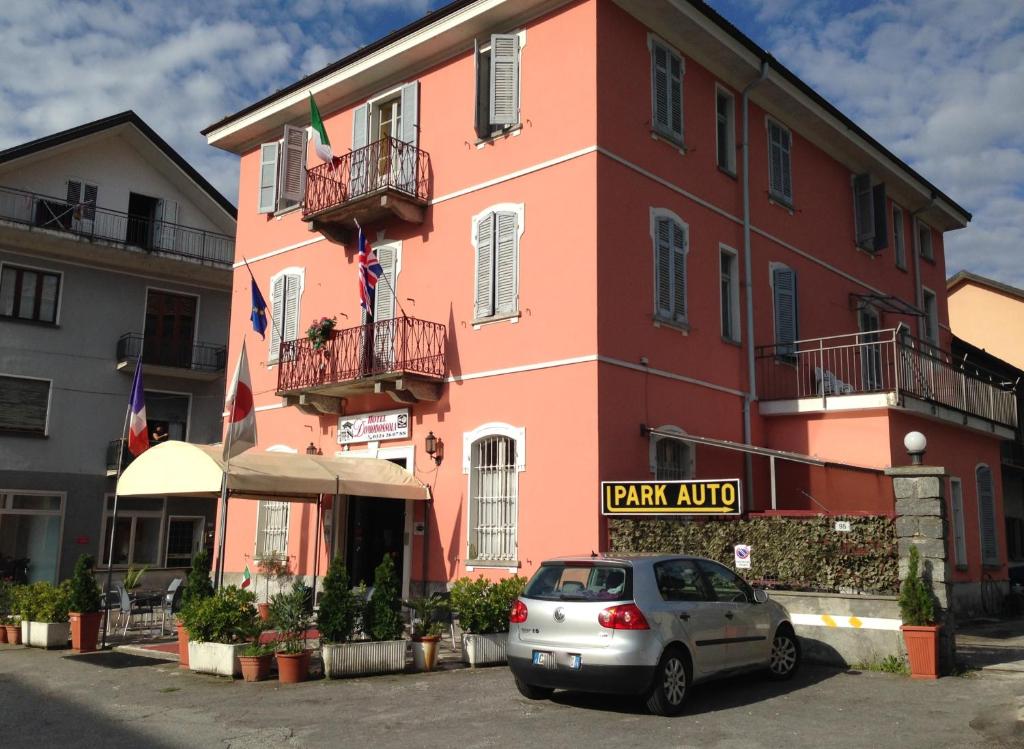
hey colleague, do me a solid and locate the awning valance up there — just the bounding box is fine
[116,441,430,501]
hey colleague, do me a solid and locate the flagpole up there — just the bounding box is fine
[215,388,236,591]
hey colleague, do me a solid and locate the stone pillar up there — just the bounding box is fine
[885,465,956,673]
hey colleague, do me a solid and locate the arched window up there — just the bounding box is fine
[464,423,525,563]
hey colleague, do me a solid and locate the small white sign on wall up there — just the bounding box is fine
[834,520,852,533]
[734,544,752,570]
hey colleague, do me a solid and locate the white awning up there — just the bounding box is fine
[116,441,430,501]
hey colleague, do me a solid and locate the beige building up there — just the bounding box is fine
[948,271,1024,370]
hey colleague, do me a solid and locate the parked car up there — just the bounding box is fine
[507,554,800,715]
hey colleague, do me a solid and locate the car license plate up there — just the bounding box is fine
[532,650,553,668]
[569,654,582,670]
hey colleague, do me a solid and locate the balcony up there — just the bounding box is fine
[117,333,227,381]
[106,438,133,476]
[276,316,446,410]
[303,136,430,242]
[757,329,1018,432]
[0,184,234,268]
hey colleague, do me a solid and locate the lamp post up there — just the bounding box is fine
[904,431,927,465]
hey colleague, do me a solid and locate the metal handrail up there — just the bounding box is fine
[0,184,234,268]
[117,333,227,373]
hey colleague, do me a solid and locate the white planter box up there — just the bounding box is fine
[187,641,246,677]
[22,621,70,649]
[462,632,508,667]
[323,640,407,678]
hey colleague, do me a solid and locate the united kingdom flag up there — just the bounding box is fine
[358,228,384,315]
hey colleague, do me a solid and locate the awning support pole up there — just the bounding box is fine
[312,493,323,607]
[214,472,229,590]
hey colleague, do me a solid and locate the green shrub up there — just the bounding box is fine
[67,554,102,614]
[450,576,526,634]
[178,586,258,644]
[317,557,360,644]
[17,581,71,623]
[269,580,312,653]
[365,555,403,642]
[180,550,214,610]
[123,565,148,591]
[403,596,448,639]
[899,546,936,626]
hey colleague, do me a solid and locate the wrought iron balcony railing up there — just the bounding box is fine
[0,184,234,268]
[756,329,1018,428]
[303,136,430,219]
[106,438,133,474]
[277,316,446,394]
[117,333,227,373]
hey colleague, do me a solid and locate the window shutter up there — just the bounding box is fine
[780,128,792,200]
[258,142,279,214]
[872,183,888,252]
[475,213,495,319]
[283,273,300,344]
[399,81,419,147]
[350,103,369,196]
[853,173,874,248]
[278,124,306,210]
[773,266,798,355]
[977,466,999,565]
[65,179,82,205]
[655,218,672,318]
[374,245,396,323]
[768,125,783,196]
[489,34,519,127]
[474,38,491,139]
[82,183,98,221]
[268,275,285,361]
[672,221,687,322]
[0,375,50,434]
[155,199,178,251]
[651,43,682,143]
[494,212,518,315]
[951,479,967,567]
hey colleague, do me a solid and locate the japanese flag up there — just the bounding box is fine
[224,340,257,460]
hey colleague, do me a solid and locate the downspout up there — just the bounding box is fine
[911,193,937,339]
[741,60,769,509]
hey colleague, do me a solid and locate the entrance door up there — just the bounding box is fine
[145,290,196,369]
[858,306,882,391]
[127,192,159,249]
[346,459,406,587]
[165,517,204,568]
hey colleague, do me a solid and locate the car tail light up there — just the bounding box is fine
[509,600,528,624]
[598,603,649,630]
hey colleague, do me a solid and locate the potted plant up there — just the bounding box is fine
[19,580,71,649]
[451,576,526,667]
[404,595,448,672]
[307,316,336,350]
[122,564,148,592]
[899,545,940,679]
[269,580,314,684]
[256,552,292,621]
[4,583,24,644]
[178,585,258,677]
[67,554,103,653]
[177,550,214,668]
[238,640,276,683]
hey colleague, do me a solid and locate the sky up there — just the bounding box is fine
[0,0,1021,286]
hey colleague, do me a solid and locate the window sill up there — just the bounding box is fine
[472,311,520,329]
[717,165,737,180]
[466,560,521,572]
[475,125,522,148]
[653,316,689,334]
[721,336,742,348]
[272,204,302,219]
[920,254,935,264]
[650,130,687,154]
[0,315,59,328]
[895,264,909,273]
[768,194,795,213]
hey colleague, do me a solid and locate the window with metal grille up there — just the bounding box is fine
[255,500,290,559]
[654,437,692,480]
[468,435,517,562]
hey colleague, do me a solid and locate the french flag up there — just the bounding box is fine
[127,361,149,457]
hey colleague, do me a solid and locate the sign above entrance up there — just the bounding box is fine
[338,408,410,445]
[600,479,742,516]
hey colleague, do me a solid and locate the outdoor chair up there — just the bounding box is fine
[119,586,155,637]
[157,578,183,636]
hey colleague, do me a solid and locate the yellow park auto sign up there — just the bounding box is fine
[601,479,743,516]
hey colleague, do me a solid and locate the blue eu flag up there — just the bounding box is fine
[250,279,268,340]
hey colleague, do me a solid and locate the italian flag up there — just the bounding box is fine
[241,565,252,589]
[309,92,335,164]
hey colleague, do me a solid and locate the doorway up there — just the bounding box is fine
[858,306,882,391]
[345,457,407,587]
[145,290,196,368]
[127,192,159,249]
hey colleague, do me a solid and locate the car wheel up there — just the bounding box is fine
[514,676,554,700]
[768,627,801,680]
[645,647,691,716]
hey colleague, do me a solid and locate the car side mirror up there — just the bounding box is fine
[752,588,769,604]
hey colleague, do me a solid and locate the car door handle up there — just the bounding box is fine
[724,611,734,619]
[678,613,690,621]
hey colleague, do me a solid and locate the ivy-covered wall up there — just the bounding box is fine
[608,515,898,594]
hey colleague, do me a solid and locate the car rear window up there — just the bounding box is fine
[523,563,632,602]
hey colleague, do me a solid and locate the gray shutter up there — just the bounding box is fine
[489,34,519,127]
[671,221,686,322]
[155,199,178,251]
[474,38,491,139]
[780,127,792,200]
[350,103,369,197]
[258,142,279,214]
[853,173,874,248]
[278,124,306,210]
[655,218,672,318]
[398,82,419,195]
[872,183,888,251]
[773,266,798,356]
[494,212,518,315]
[65,179,82,205]
[268,275,285,361]
[283,274,300,344]
[651,42,682,142]
[373,245,397,365]
[977,466,998,565]
[475,213,495,318]
[82,183,98,221]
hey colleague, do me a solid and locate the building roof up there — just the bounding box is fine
[948,270,1024,303]
[0,111,236,219]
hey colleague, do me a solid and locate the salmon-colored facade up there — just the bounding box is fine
[205,0,1011,612]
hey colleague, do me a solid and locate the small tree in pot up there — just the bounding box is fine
[177,550,214,668]
[899,545,940,679]
[68,554,102,652]
[269,581,314,684]
[404,595,448,671]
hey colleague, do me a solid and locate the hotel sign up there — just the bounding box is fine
[601,479,742,516]
[338,408,410,445]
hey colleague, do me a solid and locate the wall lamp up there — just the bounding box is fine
[424,431,444,466]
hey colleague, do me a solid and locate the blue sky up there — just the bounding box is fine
[0,0,1021,286]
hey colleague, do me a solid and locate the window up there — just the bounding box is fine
[66,178,98,233]
[101,496,163,567]
[144,290,196,369]
[651,210,688,325]
[473,206,521,321]
[852,174,888,252]
[0,374,50,435]
[650,427,694,480]
[0,491,63,583]
[258,124,306,214]
[255,500,290,559]
[917,219,934,261]
[720,247,739,342]
[715,86,735,173]
[976,465,999,566]
[654,559,708,602]
[268,268,303,363]
[892,204,906,269]
[650,38,684,144]
[772,264,799,357]
[475,34,521,139]
[524,564,631,601]
[949,478,967,568]
[465,423,524,563]
[922,287,939,345]
[767,119,793,205]
[165,517,204,568]
[0,264,60,323]
[351,82,419,197]
[145,391,190,442]
[696,559,752,603]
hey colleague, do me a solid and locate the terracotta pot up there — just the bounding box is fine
[276,650,311,684]
[902,624,940,679]
[257,603,270,621]
[239,654,273,682]
[412,635,441,672]
[5,624,22,645]
[70,611,102,653]
[0,624,7,644]
[176,621,190,669]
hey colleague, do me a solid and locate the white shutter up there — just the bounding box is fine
[397,82,419,194]
[283,273,300,344]
[651,42,682,143]
[268,275,285,362]
[977,466,999,565]
[489,34,519,127]
[155,199,178,251]
[350,104,369,197]
[258,142,279,214]
[278,124,306,210]
[671,221,687,322]
[773,266,798,356]
[475,213,495,319]
[373,245,397,365]
[494,212,518,315]
[853,173,874,248]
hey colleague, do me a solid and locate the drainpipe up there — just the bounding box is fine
[911,193,937,339]
[741,60,769,509]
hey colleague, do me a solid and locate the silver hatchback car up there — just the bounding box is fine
[506,554,800,715]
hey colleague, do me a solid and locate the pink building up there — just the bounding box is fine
[202,0,1013,612]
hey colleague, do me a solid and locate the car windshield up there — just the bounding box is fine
[523,563,632,602]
